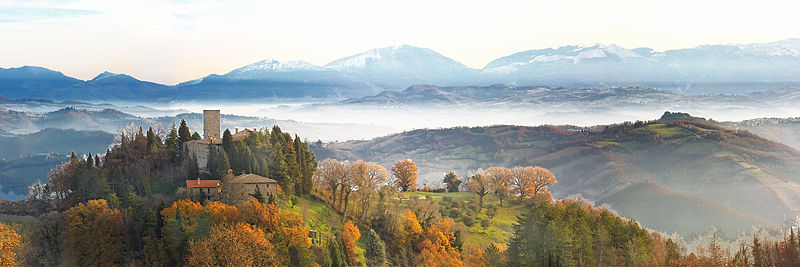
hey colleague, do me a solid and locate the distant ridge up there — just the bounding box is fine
[4,39,800,101]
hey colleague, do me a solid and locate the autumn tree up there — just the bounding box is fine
[468,173,491,212]
[0,222,21,266]
[353,161,388,221]
[185,222,279,267]
[341,220,362,265]
[483,167,512,207]
[62,199,127,266]
[510,166,557,200]
[392,159,418,192]
[443,171,461,192]
[313,158,351,210]
[417,218,463,267]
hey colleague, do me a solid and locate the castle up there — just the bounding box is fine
[183,110,277,203]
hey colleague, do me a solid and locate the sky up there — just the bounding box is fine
[1,0,800,85]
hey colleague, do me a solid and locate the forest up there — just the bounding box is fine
[1,121,800,267]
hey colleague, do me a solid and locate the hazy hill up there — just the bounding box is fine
[0,128,114,160]
[337,84,763,108]
[313,118,800,236]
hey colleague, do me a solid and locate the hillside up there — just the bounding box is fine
[313,118,800,236]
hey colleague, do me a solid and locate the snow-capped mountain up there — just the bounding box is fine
[3,39,800,101]
[325,45,481,89]
[224,59,325,78]
[483,39,800,94]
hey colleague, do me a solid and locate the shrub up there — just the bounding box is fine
[449,209,461,219]
[463,215,476,227]
[481,219,490,229]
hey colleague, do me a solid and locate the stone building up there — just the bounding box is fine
[185,178,220,201]
[231,173,279,200]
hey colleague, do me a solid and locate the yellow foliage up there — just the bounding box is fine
[0,222,21,267]
[161,199,206,236]
[63,199,127,266]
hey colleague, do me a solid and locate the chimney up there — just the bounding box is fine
[235,128,239,134]
[197,177,200,185]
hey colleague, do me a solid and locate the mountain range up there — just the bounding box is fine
[3,39,800,101]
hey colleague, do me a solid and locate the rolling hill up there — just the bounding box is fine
[312,115,800,236]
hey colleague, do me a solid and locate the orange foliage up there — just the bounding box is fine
[278,210,312,249]
[341,220,362,265]
[463,245,486,267]
[186,222,279,267]
[0,222,21,266]
[204,201,242,225]
[418,218,463,267]
[392,159,418,192]
[238,199,280,233]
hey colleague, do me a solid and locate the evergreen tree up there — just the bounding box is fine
[166,123,179,162]
[207,145,217,175]
[326,237,348,267]
[94,154,101,168]
[86,152,94,168]
[216,149,231,178]
[222,129,233,154]
[146,127,159,154]
[443,171,461,192]
[250,186,265,203]
[178,119,191,144]
[191,132,201,140]
[364,228,386,266]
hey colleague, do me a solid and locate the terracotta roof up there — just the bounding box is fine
[233,173,277,184]
[186,179,220,188]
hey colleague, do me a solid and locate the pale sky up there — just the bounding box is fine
[1,0,799,85]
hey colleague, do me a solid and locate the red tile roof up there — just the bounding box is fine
[186,179,220,188]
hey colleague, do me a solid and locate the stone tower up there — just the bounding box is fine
[203,110,220,141]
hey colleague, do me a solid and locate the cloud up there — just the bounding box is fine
[0,7,100,23]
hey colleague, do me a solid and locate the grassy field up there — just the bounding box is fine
[400,191,525,248]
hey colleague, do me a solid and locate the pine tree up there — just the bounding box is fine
[94,154,101,168]
[191,132,201,140]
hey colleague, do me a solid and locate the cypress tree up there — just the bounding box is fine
[86,152,94,168]
[364,228,386,267]
[94,154,101,168]
[222,129,233,154]
[217,148,231,178]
